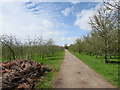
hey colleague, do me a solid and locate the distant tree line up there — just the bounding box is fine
[69,1,119,63]
[0,34,63,61]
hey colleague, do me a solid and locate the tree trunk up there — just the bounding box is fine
[52,51,54,56]
[104,55,108,63]
[95,54,98,58]
[1,41,15,60]
[104,39,108,63]
[20,46,23,58]
[42,54,45,60]
[110,55,112,59]
[78,51,80,54]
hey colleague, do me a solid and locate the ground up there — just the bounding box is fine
[53,50,116,88]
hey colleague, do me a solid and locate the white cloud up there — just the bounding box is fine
[24,24,42,32]
[61,6,74,16]
[0,2,68,46]
[0,3,58,41]
[74,2,118,31]
[70,0,80,4]
[0,2,91,46]
[0,0,30,2]
[74,3,102,31]
[74,9,95,31]
[59,37,78,46]
[0,11,2,32]
[24,19,54,33]
[43,19,54,29]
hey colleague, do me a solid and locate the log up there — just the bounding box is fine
[1,59,52,89]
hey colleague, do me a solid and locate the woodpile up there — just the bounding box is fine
[1,59,52,90]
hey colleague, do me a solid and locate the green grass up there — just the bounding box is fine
[1,50,65,88]
[69,50,119,88]
[33,50,65,88]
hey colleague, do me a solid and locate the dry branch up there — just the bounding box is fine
[1,59,52,90]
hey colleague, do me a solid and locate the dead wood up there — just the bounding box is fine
[1,59,52,90]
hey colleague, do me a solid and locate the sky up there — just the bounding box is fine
[0,1,100,46]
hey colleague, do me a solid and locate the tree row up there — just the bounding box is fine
[1,34,63,61]
[69,2,119,63]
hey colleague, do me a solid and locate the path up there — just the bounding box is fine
[53,50,116,88]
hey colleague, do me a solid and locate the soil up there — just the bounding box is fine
[53,50,116,88]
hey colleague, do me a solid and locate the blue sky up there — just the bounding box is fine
[0,1,100,46]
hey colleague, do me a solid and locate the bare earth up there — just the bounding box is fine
[53,50,116,88]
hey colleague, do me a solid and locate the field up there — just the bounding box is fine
[33,50,65,88]
[69,50,119,88]
[1,1,119,89]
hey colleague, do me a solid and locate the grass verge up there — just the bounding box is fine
[69,50,119,88]
[33,50,65,88]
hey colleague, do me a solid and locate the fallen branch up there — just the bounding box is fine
[1,59,52,90]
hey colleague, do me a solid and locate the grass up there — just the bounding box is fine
[33,50,65,88]
[69,50,119,88]
[1,50,65,88]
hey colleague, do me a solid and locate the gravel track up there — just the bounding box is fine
[53,50,116,88]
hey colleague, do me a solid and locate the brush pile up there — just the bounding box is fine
[1,59,52,90]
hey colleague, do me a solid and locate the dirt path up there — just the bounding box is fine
[53,50,116,88]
